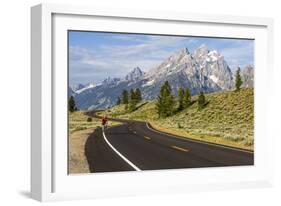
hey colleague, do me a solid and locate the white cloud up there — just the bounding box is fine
[69,36,192,85]
[69,35,253,85]
[219,41,254,70]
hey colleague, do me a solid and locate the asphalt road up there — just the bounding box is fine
[84,112,254,173]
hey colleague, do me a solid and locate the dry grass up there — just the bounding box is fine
[69,128,93,174]
[101,88,254,151]
[68,111,121,174]
[69,111,102,134]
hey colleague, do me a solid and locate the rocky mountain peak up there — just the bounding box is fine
[180,47,190,55]
[241,65,254,87]
[243,65,254,72]
[168,47,190,61]
[102,77,120,85]
[125,67,144,81]
[194,44,210,56]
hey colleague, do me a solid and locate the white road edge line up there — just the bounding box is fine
[102,131,141,171]
[145,123,254,154]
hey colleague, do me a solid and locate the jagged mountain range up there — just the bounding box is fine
[70,45,254,109]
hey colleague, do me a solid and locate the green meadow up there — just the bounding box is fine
[100,88,254,150]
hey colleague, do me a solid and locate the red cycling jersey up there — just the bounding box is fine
[101,116,108,125]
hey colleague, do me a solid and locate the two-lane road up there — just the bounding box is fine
[84,113,254,172]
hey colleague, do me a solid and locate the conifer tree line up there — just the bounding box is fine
[117,88,142,111]
[116,81,210,117]
[156,81,206,118]
[177,87,192,111]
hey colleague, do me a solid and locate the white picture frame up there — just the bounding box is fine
[31,3,274,202]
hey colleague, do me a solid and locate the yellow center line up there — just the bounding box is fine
[171,146,189,152]
[144,136,151,140]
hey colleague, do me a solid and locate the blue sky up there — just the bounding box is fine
[69,31,254,86]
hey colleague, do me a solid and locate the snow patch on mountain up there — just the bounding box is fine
[210,75,219,84]
[75,83,99,94]
[142,79,155,87]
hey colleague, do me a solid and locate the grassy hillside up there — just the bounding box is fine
[101,88,254,150]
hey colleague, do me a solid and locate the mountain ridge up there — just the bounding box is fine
[70,45,254,109]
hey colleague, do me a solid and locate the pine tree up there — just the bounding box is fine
[166,92,175,117]
[130,89,136,100]
[198,91,206,110]
[156,81,175,118]
[235,67,243,91]
[116,96,121,105]
[135,88,142,103]
[178,88,185,111]
[129,89,137,112]
[183,88,191,108]
[121,90,129,104]
[156,93,164,118]
[68,96,76,112]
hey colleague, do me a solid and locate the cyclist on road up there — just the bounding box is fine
[101,115,108,132]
